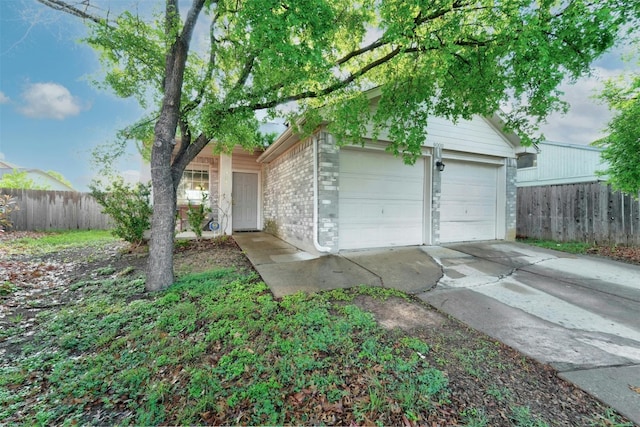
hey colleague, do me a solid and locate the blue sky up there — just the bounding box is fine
[0,1,636,191]
[0,1,145,191]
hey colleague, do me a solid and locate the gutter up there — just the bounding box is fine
[312,134,332,253]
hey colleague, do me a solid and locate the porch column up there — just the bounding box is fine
[219,153,233,235]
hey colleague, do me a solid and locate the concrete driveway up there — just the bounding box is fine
[419,242,640,425]
[234,233,640,424]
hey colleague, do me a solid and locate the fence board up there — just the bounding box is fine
[1,188,112,231]
[517,182,640,245]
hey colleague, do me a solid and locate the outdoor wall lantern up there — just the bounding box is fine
[436,161,446,172]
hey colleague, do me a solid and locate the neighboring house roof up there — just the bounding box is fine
[0,160,75,191]
[516,140,607,187]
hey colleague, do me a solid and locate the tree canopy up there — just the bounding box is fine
[38,0,640,290]
[0,169,51,190]
[47,170,74,190]
[75,0,639,160]
[595,48,640,196]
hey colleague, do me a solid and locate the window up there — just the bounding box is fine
[177,168,209,205]
[517,153,537,169]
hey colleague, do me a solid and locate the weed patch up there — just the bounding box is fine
[2,230,117,255]
[517,238,592,254]
[1,270,450,425]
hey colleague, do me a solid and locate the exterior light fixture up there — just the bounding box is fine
[436,161,446,172]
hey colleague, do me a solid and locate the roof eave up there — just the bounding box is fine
[257,125,300,163]
[483,113,523,150]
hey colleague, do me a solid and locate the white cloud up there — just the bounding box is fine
[0,91,9,104]
[18,82,84,119]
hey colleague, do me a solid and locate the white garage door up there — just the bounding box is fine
[339,150,424,250]
[440,160,498,243]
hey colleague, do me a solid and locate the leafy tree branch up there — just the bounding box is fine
[595,42,640,196]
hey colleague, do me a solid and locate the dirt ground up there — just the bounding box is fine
[1,232,637,425]
[0,234,254,361]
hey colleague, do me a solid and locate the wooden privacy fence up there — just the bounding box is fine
[1,188,112,231]
[517,182,640,245]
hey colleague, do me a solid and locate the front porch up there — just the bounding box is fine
[171,145,263,235]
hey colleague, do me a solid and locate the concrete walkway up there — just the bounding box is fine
[232,232,441,298]
[233,232,640,424]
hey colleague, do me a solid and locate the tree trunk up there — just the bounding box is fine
[143,0,206,292]
[146,128,177,292]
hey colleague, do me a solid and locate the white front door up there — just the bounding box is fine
[439,160,498,243]
[339,150,424,250]
[232,172,258,230]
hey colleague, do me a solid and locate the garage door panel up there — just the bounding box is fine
[440,160,498,243]
[339,150,424,250]
[340,225,422,249]
[340,173,423,200]
[341,152,418,174]
[441,201,496,221]
[340,200,423,221]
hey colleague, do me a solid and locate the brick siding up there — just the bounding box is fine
[505,157,518,240]
[262,137,315,251]
[316,132,339,251]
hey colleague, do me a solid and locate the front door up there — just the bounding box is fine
[232,172,258,231]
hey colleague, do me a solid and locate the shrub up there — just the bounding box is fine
[186,194,212,240]
[90,178,152,245]
[0,194,19,232]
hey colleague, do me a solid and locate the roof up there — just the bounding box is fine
[0,160,20,169]
[258,88,522,164]
[257,122,302,163]
[0,160,75,191]
[535,140,602,152]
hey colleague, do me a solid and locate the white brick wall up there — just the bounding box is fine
[262,138,315,251]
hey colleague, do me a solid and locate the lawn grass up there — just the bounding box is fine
[2,270,632,426]
[1,230,118,255]
[0,270,449,425]
[517,237,592,254]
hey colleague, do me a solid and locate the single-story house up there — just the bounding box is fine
[0,159,75,191]
[172,93,522,253]
[516,140,607,187]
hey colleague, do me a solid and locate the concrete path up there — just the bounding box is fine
[419,242,640,425]
[233,232,640,424]
[233,232,441,298]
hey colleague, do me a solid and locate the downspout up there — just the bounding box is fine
[313,134,332,253]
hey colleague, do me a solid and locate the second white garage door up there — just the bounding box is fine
[439,160,499,243]
[339,150,424,250]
